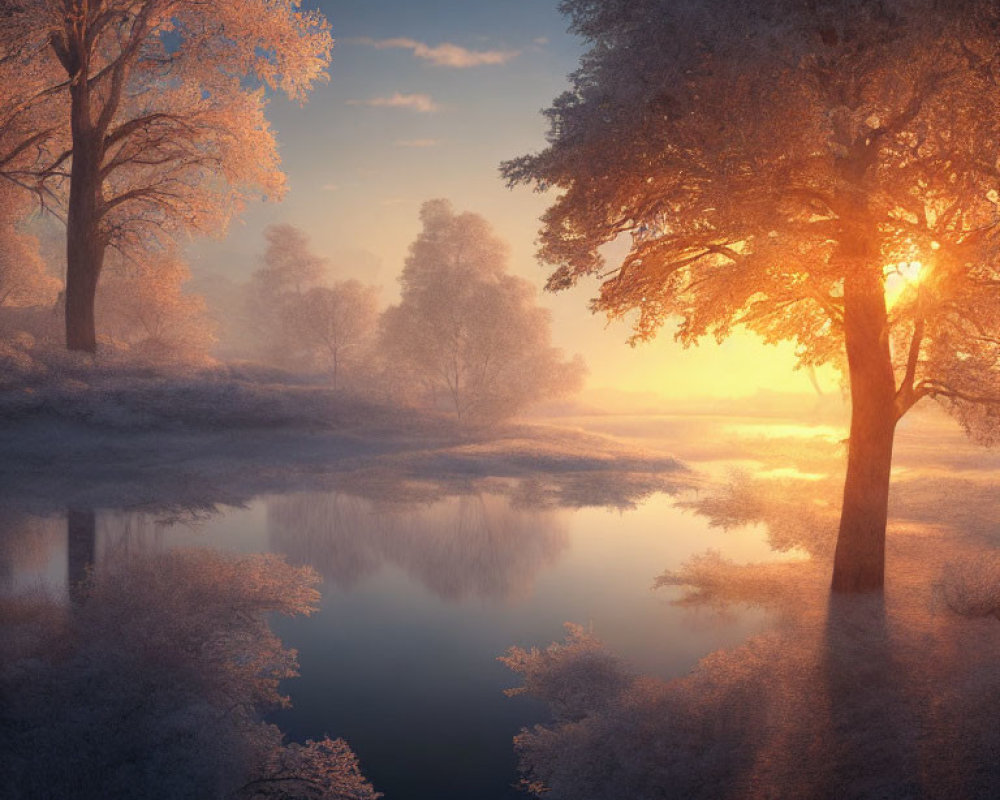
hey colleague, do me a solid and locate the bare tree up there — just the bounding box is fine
[380,199,586,423]
[504,0,1000,591]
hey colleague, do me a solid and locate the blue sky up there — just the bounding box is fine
[191,0,831,401]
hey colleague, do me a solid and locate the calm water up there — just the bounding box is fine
[1,488,780,798]
[4,410,999,798]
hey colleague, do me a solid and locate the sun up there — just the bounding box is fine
[884,251,930,307]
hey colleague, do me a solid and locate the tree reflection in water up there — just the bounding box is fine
[1,544,379,800]
[268,491,569,602]
[504,461,1000,798]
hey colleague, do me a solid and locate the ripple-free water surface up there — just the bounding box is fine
[2,488,777,799]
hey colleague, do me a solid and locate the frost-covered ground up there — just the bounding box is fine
[502,407,1000,799]
[0,351,690,514]
[7,351,999,798]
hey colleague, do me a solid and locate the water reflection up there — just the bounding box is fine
[67,508,96,604]
[268,491,569,601]
[1,541,378,799]
[504,581,1000,797]
[0,512,63,590]
[505,418,1000,798]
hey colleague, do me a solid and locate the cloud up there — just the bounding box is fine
[321,183,339,192]
[347,93,440,113]
[533,37,550,46]
[394,139,439,148]
[356,36,519,67]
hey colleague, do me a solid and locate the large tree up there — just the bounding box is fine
[380,199,586,423]
[0,5,65,187]
[503,0,1000,591]
[28,0,332,352]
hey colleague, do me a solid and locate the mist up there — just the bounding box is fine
[5,0,1000,797]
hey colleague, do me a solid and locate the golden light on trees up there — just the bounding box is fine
[884,259,924,307]
[504,0,1000,592]
[0,0,334,354]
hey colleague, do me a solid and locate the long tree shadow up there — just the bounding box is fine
[815,594,919,799]
[504,440,1000,798]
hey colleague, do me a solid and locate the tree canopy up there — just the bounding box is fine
[504,0,1000,590]
[380,199,586,423]
[0,0,333,351]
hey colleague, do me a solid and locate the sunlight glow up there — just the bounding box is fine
[885,258,925,307]
[722,422,845,443]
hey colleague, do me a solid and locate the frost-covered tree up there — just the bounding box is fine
[96,247,215,362]
[256,223,329,298]
[242,225,382,386]
[0,5,65,188]
[380,199,586,423]
[245,223,328,363]
[504,0,1000,591]
[0,182,59,309]
[17,0,333,353]
[283,281,380,389]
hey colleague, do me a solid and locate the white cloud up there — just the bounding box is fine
[356,36,519,67]
[394,139,439,148]
[347,93,440,113]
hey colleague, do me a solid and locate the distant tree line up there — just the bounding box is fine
[219,201,586,423]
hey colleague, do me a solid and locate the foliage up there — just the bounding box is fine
[503,0,1000,434]
[0,3,66,186]
[33,0,333,250]
[503,597,1000,798]
[0,182,59,309]
[379,199,586,423]
[282,282,380,389]
[244,224,381,387]
[0,547,379,799]
[97,247,216,362]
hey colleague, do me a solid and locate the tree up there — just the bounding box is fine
[245,223,328,363]
[96,246,215,362]
[283,281,380,389]
[0,5,65,189]
[256,222,329,298]
[503,0,1000,592]
[29,0,332,353]
[0,182,59,309]
[380,199,586,423]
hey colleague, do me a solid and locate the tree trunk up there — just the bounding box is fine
[65,218,103,352]
[64,83,105,353]
[831,265,897,593]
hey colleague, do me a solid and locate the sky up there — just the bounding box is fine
[190,0,835,403]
